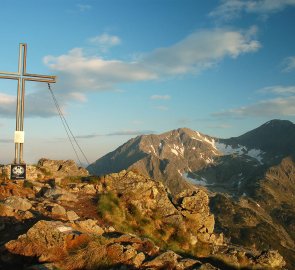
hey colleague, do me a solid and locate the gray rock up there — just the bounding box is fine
[50,204,66,217]
[80,184,96,194]
[74,219,104,235]
[66,210,79,221]
[4,196,32,211]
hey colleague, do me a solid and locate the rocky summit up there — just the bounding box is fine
[0,159,287,269]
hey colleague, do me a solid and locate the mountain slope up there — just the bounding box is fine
[88,128,221,194]
[210,156,295,268]
[89,120,295,194]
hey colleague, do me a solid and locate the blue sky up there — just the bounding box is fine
[0,0,295,165]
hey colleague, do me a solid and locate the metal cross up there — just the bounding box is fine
[0,43,56,164]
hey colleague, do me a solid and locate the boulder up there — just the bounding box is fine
[5,220,87,262]
[37,159,89,179]
[142,250,202,269]
[50,204,67,217]
[4,196,32,211]
[0,203,15,216]
[66,210,79,221]
[80,184,96,194]
[180,190,209,213]
[74,219,104,235]
[256,250,286,268]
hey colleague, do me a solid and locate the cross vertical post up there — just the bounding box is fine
[0,43,56,165]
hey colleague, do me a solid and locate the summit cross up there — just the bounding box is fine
[0,43,56,164]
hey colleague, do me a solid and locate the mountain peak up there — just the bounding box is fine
[262,119,294,128]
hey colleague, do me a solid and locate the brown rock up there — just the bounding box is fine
[142,250,180,268]
[0,203,15,216]
[5,220,78,262]
[4,196,32,211]
[50,204,67,217]
[37,158,89,179]
[66,210,79,221]
[181,190,209,213]
[80,184,96,194]
[74,219,104,235]
[256,250,286,268]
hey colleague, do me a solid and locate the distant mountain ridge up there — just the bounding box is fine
[88,127,221,193]
[88,119,295,194]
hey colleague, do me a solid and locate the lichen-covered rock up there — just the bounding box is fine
[256,250,286,268]
[142,250,203,269]
[66,210,79,221]
[0,203,15,216]
[4,196,32,211]
[37,158,89,179]
[103,170,179,218]
[80,184,96,194]
[50,204,67,217]
[73,219,104,235]
[5,220,87,262]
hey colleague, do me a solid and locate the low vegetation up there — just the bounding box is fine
[97,191,206,256]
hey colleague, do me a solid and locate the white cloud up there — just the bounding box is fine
[282,56,295,72]
[89,33,121,52]
[0,93,15,104]
[213,84,295,118]
[150,95,171,100]
[0,91,57,118]
[24,27,260,119]
[213,96,295,118]
[76,4,92,12]
[43,47,157,93]
[44,28,260,92]
[144,28,260,75]
[107,130,154,136]
[259,85,295,95]
[210,0,295,21]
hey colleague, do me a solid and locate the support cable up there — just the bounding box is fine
[47,83,91,170]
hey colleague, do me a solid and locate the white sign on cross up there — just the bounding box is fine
[0,43,56,164]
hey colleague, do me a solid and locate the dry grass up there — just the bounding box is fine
[96,191,195,255]
[63,237,111,270]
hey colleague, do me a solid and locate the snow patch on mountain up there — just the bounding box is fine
[182,172,209,186]
[215,142,264,164]
[247,149,264,163]
[215,142,246,155]
[150,145,157,156]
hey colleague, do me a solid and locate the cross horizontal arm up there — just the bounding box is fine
[0,73,56,83]
[0,75,19,80]
[24,77,56,83]
[0,71,19,76]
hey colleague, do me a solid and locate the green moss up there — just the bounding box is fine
[23,180,33,189]
[97,192,121,218]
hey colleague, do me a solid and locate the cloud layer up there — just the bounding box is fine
[0,27,260,118]
[213,85,295,118]
[150,95,171,100]
[210,0,295,21]
[75,130,155,139]
[44,27,260,92]
[89,33,121,52]
[0,91,57,118]
[282,56,295,72]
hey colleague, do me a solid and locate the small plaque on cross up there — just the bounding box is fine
[14,131,25,143]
